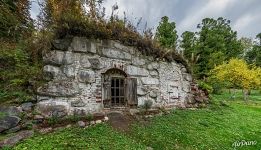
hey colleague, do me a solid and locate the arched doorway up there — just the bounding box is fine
[102,68,137,108]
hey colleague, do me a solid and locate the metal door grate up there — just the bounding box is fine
[111,77,125,106]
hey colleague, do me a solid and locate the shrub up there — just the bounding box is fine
[198,81,213,94]
[141,100,153,111]
[0,42,43,104]
[85,113,94,121]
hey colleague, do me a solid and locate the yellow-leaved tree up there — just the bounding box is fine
[210,58,261,101]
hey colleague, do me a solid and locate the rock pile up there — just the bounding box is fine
[186,82,209,108]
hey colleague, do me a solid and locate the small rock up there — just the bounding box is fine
[66,124,72,128]
[21,102,33,112]
[93,112,105,120]
[39,127,52,134]
[33,115,44,124]
[90,121,95,125]
[103,117,109,122]
[129,109,139,116]
[149,90,158,98]
[53,127,64,131]
[95,120,102,124]
[77,121,85,128]
[0,130,34,148]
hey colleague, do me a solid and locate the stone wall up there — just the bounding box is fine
[36,37,194,118]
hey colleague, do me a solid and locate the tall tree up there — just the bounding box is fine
[180,31,199,75]
[245,33,261,67]
[195,17,243,78]
[0,0,32,40]
[155,16,178,50]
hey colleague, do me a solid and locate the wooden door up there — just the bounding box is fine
[125,77,138,107]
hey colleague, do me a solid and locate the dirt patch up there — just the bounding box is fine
[107,111,136,132]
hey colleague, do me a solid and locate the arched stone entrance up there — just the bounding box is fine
[102,68,137,108]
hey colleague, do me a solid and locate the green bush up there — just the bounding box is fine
[141,100,153,111]
[198,81,213,94]
[0,42,43,104]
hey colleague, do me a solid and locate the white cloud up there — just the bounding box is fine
[233,14,259,31]
[178,0,236,32]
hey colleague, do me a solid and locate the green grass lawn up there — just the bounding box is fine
[6,90,261,150]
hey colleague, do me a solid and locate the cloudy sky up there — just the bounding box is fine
[30,0,261,38]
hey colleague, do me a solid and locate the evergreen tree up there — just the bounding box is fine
[155,16,178,50]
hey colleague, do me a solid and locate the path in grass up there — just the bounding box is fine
[8,92,261,150]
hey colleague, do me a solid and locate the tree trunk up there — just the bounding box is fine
[230,87,236,99]
[243,89,249,101]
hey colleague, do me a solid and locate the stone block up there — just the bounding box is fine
[126,65,149,76]
[137,86,148,96]
[102,48,131,60]
[43,65,65,80]
[62,65,76,78]
[78,70,95,83]
[37,81,80,97]
[132,56,146,66]
[71,37,96,53]
[36,100,70,118]
[79,55,91,68]
[149,70,159,76]
[141,77,159,85]
[63,51,74,65]
[71,99,86,107]
[88,58,101,69]
[147,62,159,70]
[43,51,64,66]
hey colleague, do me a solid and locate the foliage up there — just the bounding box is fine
[155,16,178,50]
[0,0,45,104]
[11,91,261,150]
[180,31,199,76]
[181,17,243,78]
[245,33,261,67]
[211,58,261,90]
[0,42,43,104]
[197,80,213,94]
[0,0,33,41]
[207,77,225,94]
[210,58,261,100]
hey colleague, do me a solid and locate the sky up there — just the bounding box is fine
[30,0,261,39]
